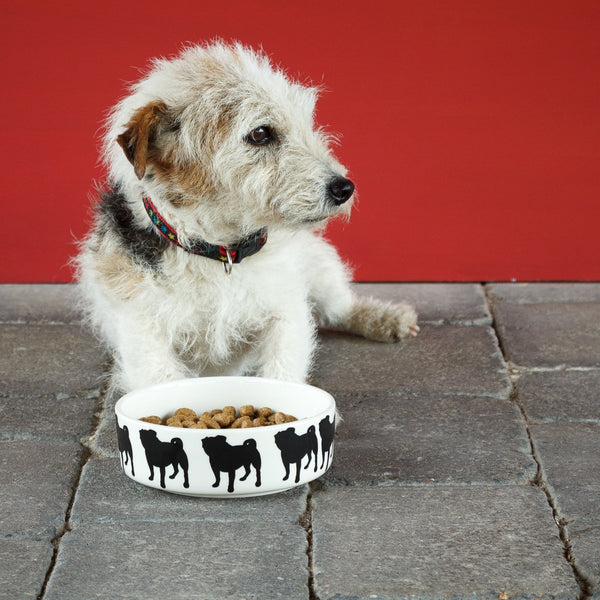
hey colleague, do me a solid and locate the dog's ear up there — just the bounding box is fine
[117,101,170,180]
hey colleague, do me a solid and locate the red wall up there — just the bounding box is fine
[2,1,599,282]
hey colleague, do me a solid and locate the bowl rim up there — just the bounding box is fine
[115,376,336,433]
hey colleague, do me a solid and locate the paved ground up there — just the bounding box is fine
[1,283,599,599]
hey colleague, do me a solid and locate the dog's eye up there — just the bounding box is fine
[246,126,275,146]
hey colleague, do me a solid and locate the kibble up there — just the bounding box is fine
[140,405,297,429]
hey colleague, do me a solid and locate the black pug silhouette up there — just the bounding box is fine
[139,429,189,489]
[318,415,335,469]
[274,425,318,484]
[116,419,134,476]
[201,435,261,493]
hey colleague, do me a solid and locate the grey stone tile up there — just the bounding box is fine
[0,324,107,397]
[487,283,600,304]
[312,486,578,599]
[0,538,53,600]
[517,370,600,422]
[44,521,308,600]
[491,302,600,367]
[71,457,308,525]
[0,283,83,323]
[531,423,600,592]
[531,423,600,526]
[352,283,491,324]
[0,390,100,441]
[0,440,83,537]
[89,390,119,457]
[571,530,600,597]
[326,393,534,485]
[313,325,510,398]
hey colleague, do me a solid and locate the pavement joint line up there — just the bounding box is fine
[484,286,596,599]
[416,318,492,327]
[35,374,110,600]
[299,483,320,600]
[507,362,600,376]
[512,388,595,600]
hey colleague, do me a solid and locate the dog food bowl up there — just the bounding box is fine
[114,377,336,497]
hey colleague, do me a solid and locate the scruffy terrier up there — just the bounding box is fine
[76,42,418,393]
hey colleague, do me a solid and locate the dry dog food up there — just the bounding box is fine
[140,405,297,429]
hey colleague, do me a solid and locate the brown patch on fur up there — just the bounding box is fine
[117,101,169,179]
[149,153,217,207]
[96,250,145,301]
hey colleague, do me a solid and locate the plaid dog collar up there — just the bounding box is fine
[142,196,267,273]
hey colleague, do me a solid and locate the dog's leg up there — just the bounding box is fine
[180,458,190,489]
[114,316,189,391]
[227,470,236,493]
[159,466,166,489]
[307,241,419,341]
[337,296,419,341]
[294,460,301,484]
[129,451,135,476]
[304,450,312,471]
[282,461,291,481]
[148,462,154,481]
[169,461,179,480]
[254,306,316,382]
[254,461,261,488]
[239,464,251,482]
[211,463,221,488]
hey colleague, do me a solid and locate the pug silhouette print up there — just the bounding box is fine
[274,425,319,484]
[139,429,190,489]
[202,435,262,493]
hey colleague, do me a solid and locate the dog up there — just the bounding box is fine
[76,42,418,393]
[274,425,319,483]
[116,419,134,475]
[201,435,261,493]
[139,429,190,489]
[318,415,335,469]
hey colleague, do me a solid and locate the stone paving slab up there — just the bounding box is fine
[325,393,534,485]
[43,521,308,600]
[70,457,308,525]
[0,390,100,442]
[0,440,83,538]
[531,422,600,590]
[313,325,510,398]
[0,538,54,600]
[489,286,600,367]
[517,370,600,422]
[312,486,579,599]
[487,283,600,304]
[0,324,106,397]
[353,283,492,324]
[0,283,83,324]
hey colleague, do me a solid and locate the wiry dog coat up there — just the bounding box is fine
[76,42,418,393]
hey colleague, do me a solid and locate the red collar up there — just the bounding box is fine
[142,196,268,272]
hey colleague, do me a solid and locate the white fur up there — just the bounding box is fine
[76,42,418,393]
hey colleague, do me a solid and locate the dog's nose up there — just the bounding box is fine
[327,176,355,205]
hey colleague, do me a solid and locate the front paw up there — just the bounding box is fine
[348,298,419,342]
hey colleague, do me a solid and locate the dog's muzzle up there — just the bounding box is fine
[327,176,355,206]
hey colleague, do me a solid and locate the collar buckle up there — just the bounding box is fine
[223,249,233,275]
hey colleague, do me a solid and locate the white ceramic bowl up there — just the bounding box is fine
[114,377,336,497]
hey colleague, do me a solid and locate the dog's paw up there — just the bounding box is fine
[346,298,419,343]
